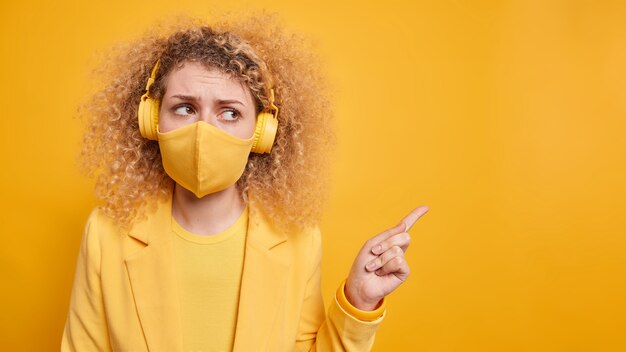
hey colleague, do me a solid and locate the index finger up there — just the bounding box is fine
[401,205,430,232]
[367,205,430,246]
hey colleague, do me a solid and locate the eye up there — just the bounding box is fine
[173,105,194,116]
[219,109,240,122]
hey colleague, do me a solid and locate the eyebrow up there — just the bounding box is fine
[168,94,246,107]
[169,94,199,102]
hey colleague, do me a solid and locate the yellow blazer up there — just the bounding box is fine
[62,197,383,351]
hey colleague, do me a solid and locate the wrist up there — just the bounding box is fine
[336,280,386,321]
[345,288,381,311]
[344,279,382,311]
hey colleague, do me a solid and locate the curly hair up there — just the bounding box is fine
[79,14,333,231]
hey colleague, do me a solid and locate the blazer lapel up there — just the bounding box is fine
[124,197,183,352]
[233,208,289,352]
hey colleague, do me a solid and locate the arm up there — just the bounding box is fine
[295,228,384,352]
[296,206,429,351]
[61,211,112,352]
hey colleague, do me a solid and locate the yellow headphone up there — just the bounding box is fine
[137,60,279,154]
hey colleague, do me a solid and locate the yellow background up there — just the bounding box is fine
[1,0,625,350]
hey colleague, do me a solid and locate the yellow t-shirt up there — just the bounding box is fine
[171,207,248,352]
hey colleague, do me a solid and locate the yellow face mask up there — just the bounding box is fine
[157,122,254,198]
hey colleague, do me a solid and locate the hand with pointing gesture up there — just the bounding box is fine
[344,206,429,311]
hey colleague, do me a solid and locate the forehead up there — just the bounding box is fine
[163,61,253,101]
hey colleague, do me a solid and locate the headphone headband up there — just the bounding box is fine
[145,60,160,91]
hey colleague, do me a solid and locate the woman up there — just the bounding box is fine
[62,16,428,351]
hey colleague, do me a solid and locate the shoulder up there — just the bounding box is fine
[79,207,155,277]
[287,224,322,269]
[79,208,131,261]
[83,208,125,241]
[291,224,322,260]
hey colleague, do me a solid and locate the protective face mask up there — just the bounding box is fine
[157,122,254,198]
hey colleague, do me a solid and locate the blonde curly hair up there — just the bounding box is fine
[80,15,333,230]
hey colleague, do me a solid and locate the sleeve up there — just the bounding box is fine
[295,228,386,352]
[61,211,113,352]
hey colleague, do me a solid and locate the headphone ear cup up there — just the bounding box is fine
[251,111,278,154]
[138,94,159,140]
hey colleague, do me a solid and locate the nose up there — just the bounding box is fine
[198,111,218,127]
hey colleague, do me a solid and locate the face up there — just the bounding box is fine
[158,61,257,139]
